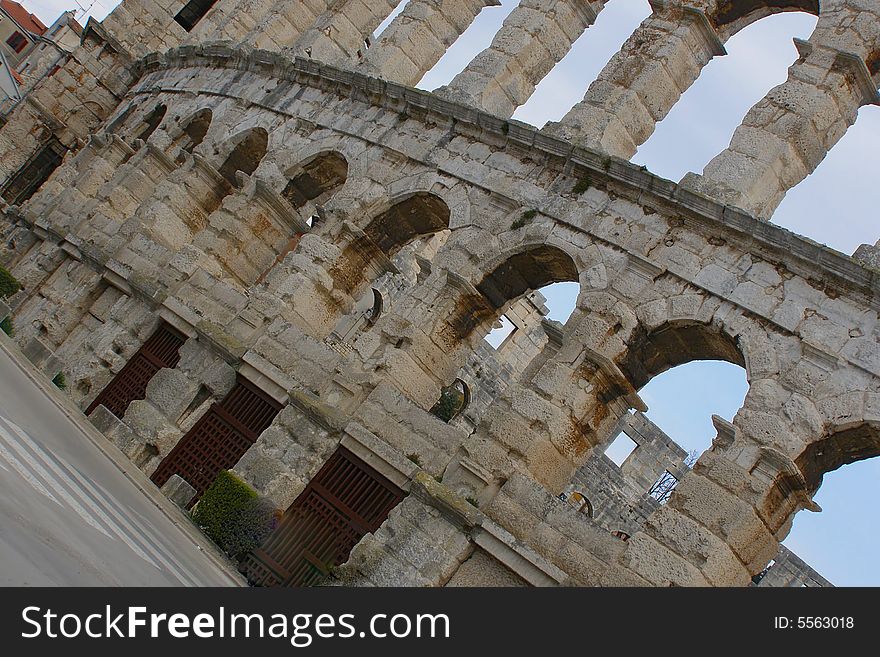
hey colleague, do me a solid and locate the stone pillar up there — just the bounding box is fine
[854,240,880,269]
[545,1,725,159]
[359,0,500,86]
[680,39,880,219]
[242,0,332,52]
[286,0,401,66]
[437,0,603,118]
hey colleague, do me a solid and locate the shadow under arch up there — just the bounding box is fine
[217,127,269,187]
[795,421,880,494]
[363,191,450,257]
[477,244,580,311]
[617,320,745,391]
[710,0,820,38]
[282,151,349,210]
[133,104,167,143]
[177,108,213,154]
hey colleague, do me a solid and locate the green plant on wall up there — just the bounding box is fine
[192,470,280,560]
[52,371,66,390]
[0,315,12,336]
[430,383,465,423]
[0,265,21,299]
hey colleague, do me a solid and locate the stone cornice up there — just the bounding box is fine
[127,45,880,310]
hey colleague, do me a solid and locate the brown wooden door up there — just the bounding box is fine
[150,377,281,505]
[240,447,404,587]
[86,322,186,419]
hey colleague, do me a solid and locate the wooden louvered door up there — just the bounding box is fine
[150,377,281,506]
[86,322,186,419]
[240,447,404,587]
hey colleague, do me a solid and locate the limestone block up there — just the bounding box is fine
[160,474,197,508]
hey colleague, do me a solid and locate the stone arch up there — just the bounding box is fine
[430,378,471,423]
[476,244,581,313]
[440,242,580,347]
[132,104,167,143]
[362,191,450,258]
[708,0,820,39]
[176,108,213,154]
[618,320,746,391]
[217,127,269,187]
[795,421,880,494]
[567,491,594,517]
[281,151,348,210]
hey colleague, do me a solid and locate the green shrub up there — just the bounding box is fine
[192,470,280,560]
[571,176,591,195]
[430,385,464,423]
[0,265,21,299]
[52,371,66,389]
[0,315,12,336]
[511,209,538,230]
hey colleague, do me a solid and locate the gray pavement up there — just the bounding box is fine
[0,341,241,586]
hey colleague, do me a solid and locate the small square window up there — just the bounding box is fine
[6,31,28,53]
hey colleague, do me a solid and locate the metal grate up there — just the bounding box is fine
[150,377,281,506]
[1,138,67,205]
[86,322,186,419]
[240,446,404,587]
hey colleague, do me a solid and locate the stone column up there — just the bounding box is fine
[545,1,725,159]
[437,0,603,118]
[359,0,500,86]
[680,39,880,219]
[854,240,880,269]
[286,0,401,66]
[242,0,333,52]
[621,417,819,586]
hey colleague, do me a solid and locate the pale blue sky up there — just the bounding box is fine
[21,0,880,585]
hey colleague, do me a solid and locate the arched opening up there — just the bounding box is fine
[633,11,818,181]
[281,152,348,209]
[133,104,167,144]
[795,423,880,495]
[709,1,819,39]
[178,108,212,154]
[779,423,880,585]
[450,245,578,348]
[607,322,748,500]
[430,378,470,423]
[619,321,745,391]
[565,491,594,517]
[477,245,579,312]
[363,192,450,258]
[328,287,385,345]
[513,0,651,127]
[217,128,269,187]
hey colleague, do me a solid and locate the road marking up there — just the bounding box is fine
[0,414,200,585]
[0,437,61,504]
[0,416,114,539]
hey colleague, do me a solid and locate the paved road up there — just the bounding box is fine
[0,347,237,586]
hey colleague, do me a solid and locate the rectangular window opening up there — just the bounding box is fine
[173,0,219,32]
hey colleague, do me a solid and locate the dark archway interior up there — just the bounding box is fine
[218,128,268,187]
[619,322,745,390]
[364,192,450,257]
[282,152,348,209]
[477,245,579,310]
[181,109,212,153]
[712,0,819,27]
[796,423,880,493]
[134,104,167,143]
